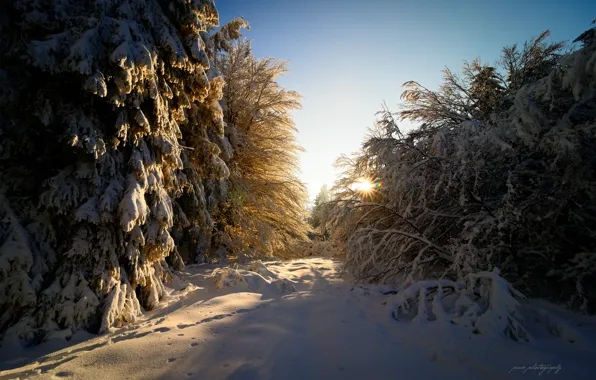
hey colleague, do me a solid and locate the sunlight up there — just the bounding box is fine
[351,179,374,193]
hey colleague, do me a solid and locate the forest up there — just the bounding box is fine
[1,1,595,379]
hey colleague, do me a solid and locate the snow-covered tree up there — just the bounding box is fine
[0,0,246,344]
[309,185,331,235]
[500,30,566,93]
[399,31,565,138]
[331,23,596,312]
[467,61,505,118]
[206,40,309,259]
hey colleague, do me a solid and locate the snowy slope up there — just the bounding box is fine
[1,258,594,380]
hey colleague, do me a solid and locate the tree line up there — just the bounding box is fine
[322,24,596,314]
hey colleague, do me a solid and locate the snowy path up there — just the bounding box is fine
[1,258,594,379]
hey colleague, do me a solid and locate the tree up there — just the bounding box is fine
[330,24,596,312]
[466,60,505,118]
[309,185,331,235]
[0,0,246,343]
[208,40,310,258]
[399,31,565,139]
[500,30,566,93]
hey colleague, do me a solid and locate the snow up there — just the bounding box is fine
[1,258,595,380]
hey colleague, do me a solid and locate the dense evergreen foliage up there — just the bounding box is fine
[0,0,310,345]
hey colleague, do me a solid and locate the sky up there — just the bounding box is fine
[215,0,596,203]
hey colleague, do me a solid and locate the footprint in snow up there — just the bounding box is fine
[288,267,310,272]
[53,371,74,378]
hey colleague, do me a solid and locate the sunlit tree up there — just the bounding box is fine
[212,40,310,258]
[331,24,596,312]
[309,185,331,235]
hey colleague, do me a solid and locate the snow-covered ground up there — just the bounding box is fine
[1,258,594,380]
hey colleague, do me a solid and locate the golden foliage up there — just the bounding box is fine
[215,41,310,256]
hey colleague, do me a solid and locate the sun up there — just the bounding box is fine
[351,179,374,193]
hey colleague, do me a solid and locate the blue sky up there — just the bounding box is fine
[215,0,595,202]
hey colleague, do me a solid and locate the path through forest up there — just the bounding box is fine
[1,258,594,380]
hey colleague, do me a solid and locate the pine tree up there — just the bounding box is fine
[0,0,245,344]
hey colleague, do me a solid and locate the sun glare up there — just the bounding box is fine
[352,179,374,193]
